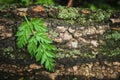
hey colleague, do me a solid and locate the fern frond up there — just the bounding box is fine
[16,17,56,72]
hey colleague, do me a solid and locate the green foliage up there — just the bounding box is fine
[99,30,120,56]
[88,0,112,10]
[35,0,54,5]
[0,0,54,6]
[21,0,31,6]
[16,16,57,72]
[90,4,97,11]
[21,0,54,6]
[0,0,13,3]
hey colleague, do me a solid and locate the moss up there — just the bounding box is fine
[58,6,79,20]
[99,30,120,56]
[56,48,96,59]
[56,6,112,26]
[89,9,112,22]
[1,47,16,59]
[49,29,59,37]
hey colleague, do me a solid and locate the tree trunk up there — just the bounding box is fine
[67,0,73,7]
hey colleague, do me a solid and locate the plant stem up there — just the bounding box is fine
[24,15,34,35]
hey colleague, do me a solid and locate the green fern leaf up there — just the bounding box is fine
[36,52,42,61]
[45,51,56,58]
[18,22,27,31]
[17,35,27,48]
[34,25,48,32]
[40,35,52,43]
[45,58,55,72]
[41,53,47,64]
[35,32,44,42]
[27,38,37,57]
[16,17,57,72]
[44,44,57,50]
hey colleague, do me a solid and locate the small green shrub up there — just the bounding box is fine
[16,16,57,72]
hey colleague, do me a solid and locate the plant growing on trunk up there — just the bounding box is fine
[16,16,57,72]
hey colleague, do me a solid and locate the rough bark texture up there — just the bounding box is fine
[0,6,120,80]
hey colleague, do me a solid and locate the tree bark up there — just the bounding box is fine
[67,0,73,7]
